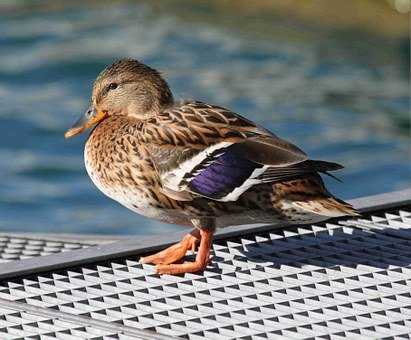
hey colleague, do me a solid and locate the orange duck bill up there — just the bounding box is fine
[65,106,107,138]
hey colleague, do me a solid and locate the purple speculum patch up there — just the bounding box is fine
[188,147,262,199]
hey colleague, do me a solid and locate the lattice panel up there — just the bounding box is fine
[0,236,91,262]
[0,305,138,340]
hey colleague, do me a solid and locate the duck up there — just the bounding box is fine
[65,58,358,275]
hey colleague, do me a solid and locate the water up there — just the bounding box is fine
[0,2,410,235]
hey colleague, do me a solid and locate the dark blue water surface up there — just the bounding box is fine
[0,2,410,235]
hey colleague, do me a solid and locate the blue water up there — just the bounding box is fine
[0,2,410,235]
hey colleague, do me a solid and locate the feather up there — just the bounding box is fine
[292,198,359,217]
[236,136,307,166]
[160,187,193,201]
[259,160,344,183]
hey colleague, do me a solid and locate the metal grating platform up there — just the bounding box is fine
[0,189,410,339]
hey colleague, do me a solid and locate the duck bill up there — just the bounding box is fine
[64,106,106,139]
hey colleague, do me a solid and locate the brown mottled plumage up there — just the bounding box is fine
[65,58,358,275]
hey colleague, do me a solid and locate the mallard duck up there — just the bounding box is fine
[65,59,358,275]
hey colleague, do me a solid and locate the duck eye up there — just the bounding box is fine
[108,83,118,91]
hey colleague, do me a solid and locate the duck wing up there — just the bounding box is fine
[143,101,340,202]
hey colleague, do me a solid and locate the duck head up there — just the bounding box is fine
[65,58,173,138]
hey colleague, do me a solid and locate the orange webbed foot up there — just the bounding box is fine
[140,229,200,265]
[155,228,213,275]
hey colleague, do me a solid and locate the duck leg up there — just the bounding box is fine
[156,218,215,275]
[140,229,200,265]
